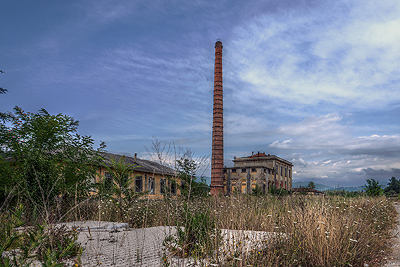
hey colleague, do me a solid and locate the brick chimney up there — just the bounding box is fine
[210,40,224,196]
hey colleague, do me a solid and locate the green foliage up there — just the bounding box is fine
[268,185,290,196]
[307,181,316,189]
[324,189,364,197]
[364,178,384,196]
[0,204,81,266]
[164,204,220,258]
[384,177,400,196]
[251,185,264,196]
[96,156,145,221]
[0,106,102,221]
[177,157,209,198]
[97,156,138,202]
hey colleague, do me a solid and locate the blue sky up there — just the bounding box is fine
[1,0,400,187]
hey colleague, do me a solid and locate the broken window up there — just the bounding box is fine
[135,176,143,193]
[148,177,155,194]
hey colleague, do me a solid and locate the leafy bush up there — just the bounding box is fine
[0,204,82,266]
[164,204,220,258]
[0,106,103,222]
[268,185,290,196]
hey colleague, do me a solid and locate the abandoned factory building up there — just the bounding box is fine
[223,152,293,194]
[95,152,180,199]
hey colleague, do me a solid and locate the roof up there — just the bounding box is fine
[233,152,293,166]
[99,152,175,176]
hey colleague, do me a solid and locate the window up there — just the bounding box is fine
[135,176,143,193]
[181,181,186,191]
[223,169,226,173]
[160,179,166,194]
[148,177,155,194]
[251,168,256,173]
[281,166,283,176]
[104,172,113,189]
[232,169,236,173]
[171,181,177,195]
[242,168,246,173]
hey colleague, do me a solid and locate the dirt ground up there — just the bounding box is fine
[383,202,400,266]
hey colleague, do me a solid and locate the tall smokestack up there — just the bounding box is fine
[211,40,224,196]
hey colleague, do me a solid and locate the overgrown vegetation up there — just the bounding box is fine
[1,107,398,266]
[0,107,101,265]
[61,194,395,266]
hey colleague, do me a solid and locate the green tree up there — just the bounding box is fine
[364,178,384,196]
[177,157,209,198]
[0,106,103,221]
[97,155,143,206]
[384,177,400,196]
[307,181,316,189]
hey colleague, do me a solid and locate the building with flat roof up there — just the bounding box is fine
[223,152,293,194]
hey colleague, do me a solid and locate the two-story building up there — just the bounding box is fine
[224,152,293,194]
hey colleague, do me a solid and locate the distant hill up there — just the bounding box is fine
[327,186,365,192]
[292,181,333,191]
[292,181,365,192]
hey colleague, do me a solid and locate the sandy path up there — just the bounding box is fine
[383,202,400,266]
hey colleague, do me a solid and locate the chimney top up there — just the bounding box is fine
[215,40,223,48]
[134,153,137,162]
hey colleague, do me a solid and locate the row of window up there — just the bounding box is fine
[104,172,177,195]
[279,166,291,178]
[226,166,292,177]
[228,168,258,174]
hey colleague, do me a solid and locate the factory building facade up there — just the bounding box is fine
[223,152,293,194]
[210,40,294,196]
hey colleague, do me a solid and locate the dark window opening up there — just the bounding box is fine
[242,168,246,173]
[135,176,143,193]
[232,169,236,173]
[171,182,177,195]
[251,168,256,173]
[181,181,185,191]
[104,172,113,189]
[160,179,166,194]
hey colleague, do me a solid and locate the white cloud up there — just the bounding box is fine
[228,0,400,108]
[268,113,400,185]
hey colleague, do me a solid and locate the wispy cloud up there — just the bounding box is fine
[270,113,400,185]
[228,0,400,108]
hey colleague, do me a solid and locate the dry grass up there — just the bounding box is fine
[63,194,396,266]
[3,194,395,266]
